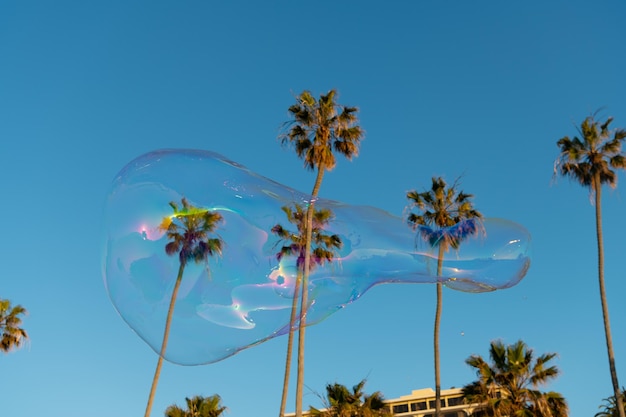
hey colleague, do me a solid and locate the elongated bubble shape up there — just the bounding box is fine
[103,149,531,365]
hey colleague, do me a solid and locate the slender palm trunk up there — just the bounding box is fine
[295,167,325,417]
[279,271,302,417]
[594,176,626,417]
[434,244,444,417]
[145,262,186,417]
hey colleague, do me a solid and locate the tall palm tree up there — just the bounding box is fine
[309,379,390,417]
[144,198,224,417]
[272,203,342,417]
[555,114,626,417]
[595,388,626,417]
[406,177,482,417]
[462,340,568,417]
[0,299,28,353]
[281,89,363,417]
[165,394,227,417]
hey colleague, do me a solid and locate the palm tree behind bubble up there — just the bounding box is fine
[272,203,342,417]
[280,89,363,417]
[555,114,626,417]
[406,177,482,417]
[144,198,224,417]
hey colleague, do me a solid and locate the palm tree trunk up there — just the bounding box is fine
[295,167,325,417]
[279,271,302,417]
[144,262,186,417]
[434,244,444,417]
[594,175,626,417]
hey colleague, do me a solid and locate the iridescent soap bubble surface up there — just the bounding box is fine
[103,149,531,365]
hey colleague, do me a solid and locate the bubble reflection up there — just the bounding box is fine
[102,149,531,365]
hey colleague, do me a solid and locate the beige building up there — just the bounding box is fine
[288,387,487,416]
[385,387,485,417]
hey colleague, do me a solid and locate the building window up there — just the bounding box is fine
[413,409,467,417]
[411,401,427,411]
[444,412,468,417]
[447,397,464,406]
[392,403,409,414]
[429,399,446,409]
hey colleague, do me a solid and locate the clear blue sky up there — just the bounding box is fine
[1,1,625,416]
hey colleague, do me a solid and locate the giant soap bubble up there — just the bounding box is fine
[103,149,530,365]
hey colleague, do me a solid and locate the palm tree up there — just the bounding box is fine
[165,394,227,417]
[280,89,363,417]
[555,114,626,417]
[596,388,626,417]
[462,340,568,417]
[309,379,390,417]
[0,299,28,353]
[406,177,482,417]
[272,203,342,417]
[144,197,224,417]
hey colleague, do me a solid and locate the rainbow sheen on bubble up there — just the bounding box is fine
[102,149,531,365]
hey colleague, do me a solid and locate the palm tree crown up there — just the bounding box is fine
[310,379,390,417]
[462,340,568,417]
[406,177,483,251]
[272,204,342,271]
[555,115,626,191]
[282,89,364,173]
[159,197,224,267]
[165,394,227,417]
[0,299,28,353]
